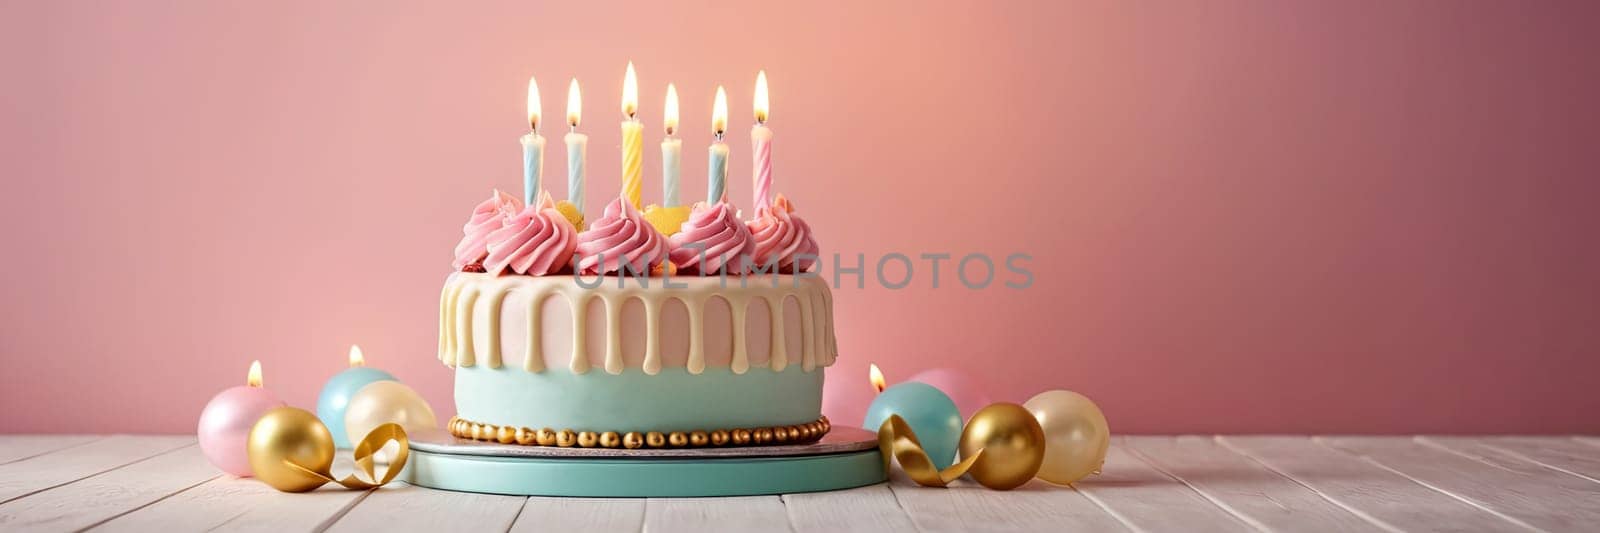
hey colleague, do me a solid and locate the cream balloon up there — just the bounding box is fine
[1024,390,1110,485]
[344,380,437,461]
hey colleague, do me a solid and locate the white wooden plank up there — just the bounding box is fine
[1322,436,1600,532]
[508,496,644,532]
[643,496,788,533]
[1073,444,1251,532]
[0,444,216,532]
[0,435,103,465]
[325,482,524,533]
[0,436,192,505]
[92,475,369,532]
[888,472,1125,533]
[1124,436,1378,532]
[1425,436,1600,483]
[1218,436,1528,533]
[782,484,918,532]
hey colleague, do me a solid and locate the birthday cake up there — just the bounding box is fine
[438,69,833,449]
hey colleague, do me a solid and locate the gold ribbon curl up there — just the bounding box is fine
[287,423,411,490]
[878,415,983,487]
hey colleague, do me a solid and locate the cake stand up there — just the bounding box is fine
[403,426,887,497]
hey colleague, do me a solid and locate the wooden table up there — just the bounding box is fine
[1,435,1596,532]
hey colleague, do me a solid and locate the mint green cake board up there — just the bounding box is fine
[403,427,887,497]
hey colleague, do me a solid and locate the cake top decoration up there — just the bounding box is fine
[452,189,523,271]
[483,191,579,276]
[747,194,818,274]
[453,65,820,278]
[573,196,669,276]
[668,200,755,276]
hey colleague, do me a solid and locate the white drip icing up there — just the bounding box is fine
[438,274,837,375]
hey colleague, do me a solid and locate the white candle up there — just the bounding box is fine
[520,76,544,205]
[661,83,682,207]
[565,78,586,216]
[707,86,730,204]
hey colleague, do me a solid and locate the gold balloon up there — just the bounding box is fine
[247,407,410,493]
[958,403,1046,490]
[248,407,336,493]
[343,381,438,450]
[1024,390,1110,485]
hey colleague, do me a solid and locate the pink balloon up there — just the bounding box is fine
[196,386,284,477]
[907,367,991,420]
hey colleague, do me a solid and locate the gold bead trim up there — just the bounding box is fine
[446,415,832,449]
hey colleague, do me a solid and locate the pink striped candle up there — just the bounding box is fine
[751,70,773,212]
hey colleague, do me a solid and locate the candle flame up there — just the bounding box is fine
[567,78,582,128]
[869,363,885,393]
[247,360,263,388]
[526,76,541,131]
[621,62,638,119]
[753,70,769,124]
[712,86,728,136]
[663,83,679,136]
[349,344,366,367]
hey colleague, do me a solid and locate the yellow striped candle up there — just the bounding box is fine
[620,62,643,208]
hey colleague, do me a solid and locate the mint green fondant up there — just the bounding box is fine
[404,448,885,497]
[454,365,824,432]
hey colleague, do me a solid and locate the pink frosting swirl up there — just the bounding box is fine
[483,191,578,276]
[668,201,755,275]
[452,190,523,270]
[574,196,669,275]
[746,194,819,273]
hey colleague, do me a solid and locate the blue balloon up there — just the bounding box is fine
[862,382,963,469]
[316,367,397,448]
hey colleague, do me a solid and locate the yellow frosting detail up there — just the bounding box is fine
[641,204,693,236]
[437,273,838,375]
[554,200,585,231]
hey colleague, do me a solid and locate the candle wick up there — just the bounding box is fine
[715,131,724,142]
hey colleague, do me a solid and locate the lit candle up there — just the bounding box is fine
[520,76,545,205]
[620,62,644,209]
[315,345,397,449]
[197,361,285,476]
[565,78,587,217]
[751,70,773,212]
[707,86,730,204]
[870,363,886,394]
[661,83,682,207]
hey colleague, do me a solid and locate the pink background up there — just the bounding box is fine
[3,1,1598,434]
